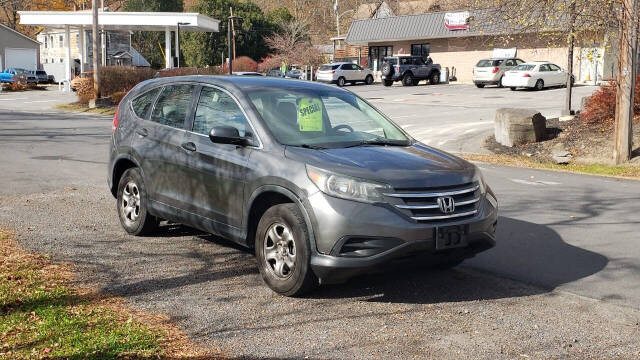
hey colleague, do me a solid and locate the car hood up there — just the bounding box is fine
[284,143,476,189]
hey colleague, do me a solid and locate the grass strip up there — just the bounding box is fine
[462,153,640,180]
[55,103,116,116]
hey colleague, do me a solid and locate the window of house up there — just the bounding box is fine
[50,36,54,47]
[368,46,393,71]
[411,43,430,57]
[59,35,64,44]
[44,36,48,48]
[59,58,63,63]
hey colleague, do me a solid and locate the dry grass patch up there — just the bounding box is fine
[0,229,220,359]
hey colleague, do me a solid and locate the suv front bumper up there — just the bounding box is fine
[306,190,498,283]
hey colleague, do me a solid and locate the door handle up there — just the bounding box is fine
[181,142,196,152]
[135,128,148,137]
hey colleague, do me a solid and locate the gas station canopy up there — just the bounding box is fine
[18,11,220,32]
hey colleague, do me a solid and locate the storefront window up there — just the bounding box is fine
[411,43,430,57]
[368,46,393,71]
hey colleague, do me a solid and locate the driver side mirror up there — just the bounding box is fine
[209,126,252,146]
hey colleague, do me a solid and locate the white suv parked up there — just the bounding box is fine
[472,58,525,88]
[316,62,374,87]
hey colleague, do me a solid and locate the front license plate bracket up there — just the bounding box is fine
[434,225,468,250]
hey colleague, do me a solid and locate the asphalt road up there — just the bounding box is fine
[1,88,639,358]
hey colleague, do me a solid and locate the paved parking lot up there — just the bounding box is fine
[348,82,599,153]
[2,85,639,359]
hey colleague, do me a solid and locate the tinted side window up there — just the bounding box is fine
[150,85,194,129]
[131,87,161,119]
[539,64,550,72]
[193,87,249,137]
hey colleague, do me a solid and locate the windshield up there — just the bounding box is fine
[512,64,535,71]
[476,59,503,67]
[247,87,410,148]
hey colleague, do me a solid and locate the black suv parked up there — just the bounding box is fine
[108,76,497,296]
[381,56,441,87]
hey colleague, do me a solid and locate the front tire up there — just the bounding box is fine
[475,83,485,88]
[255,204,317,296]
[116,168,158,236]
[429,71,440,85]
[534,79,544,91]
[337,77,346,87]
[510,87,517,91]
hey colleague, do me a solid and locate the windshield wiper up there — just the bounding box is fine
[342,139,410,148]
[293,144,328,150]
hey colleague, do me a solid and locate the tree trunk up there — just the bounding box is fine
[564,1,576,116]
[614,0,638,164]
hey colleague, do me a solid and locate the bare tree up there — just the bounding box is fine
[264,19,324,68]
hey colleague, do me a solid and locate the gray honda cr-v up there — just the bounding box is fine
[108,76,498,296]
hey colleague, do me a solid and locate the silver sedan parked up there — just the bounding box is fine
[316,62,374,87]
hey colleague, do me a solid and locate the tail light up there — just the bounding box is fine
[395,65,400,73]
[492,67,499,73]
[331,70,336,74]
[523,73,531,78]
[112,105,119,132]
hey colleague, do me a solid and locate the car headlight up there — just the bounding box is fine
[473,166,486,194]
[306,165,390,203]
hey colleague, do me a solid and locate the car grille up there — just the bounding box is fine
[383,182,481,222]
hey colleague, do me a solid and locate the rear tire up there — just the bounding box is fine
[510,87,517,91]
[497,76,504,88]
[383,79,393,87]
[534,79,544,91]
[337,77,346,87]
[365,75,374,85]
[475,83,485,88]
[116,168,158,236]
[255,204,317,296]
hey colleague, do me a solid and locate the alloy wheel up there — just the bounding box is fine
[263,222,296,279]
[121,181,141,225]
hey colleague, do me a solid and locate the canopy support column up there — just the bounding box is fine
[165,29,172,68]
[175,26,180,68]
[64,24,71,91]
[79,25,86,73]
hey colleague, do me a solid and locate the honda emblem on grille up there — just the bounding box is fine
[437,196,455,214]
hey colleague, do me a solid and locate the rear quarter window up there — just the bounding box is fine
[131,87,161,119]
[476,60,503,67]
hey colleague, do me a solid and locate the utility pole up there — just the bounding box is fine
[230,8,236,60]
[227,9,241,75]
[563,0,576,116]
[614,0,638,163]
[92,0,101,98]
[334,0,339,37]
